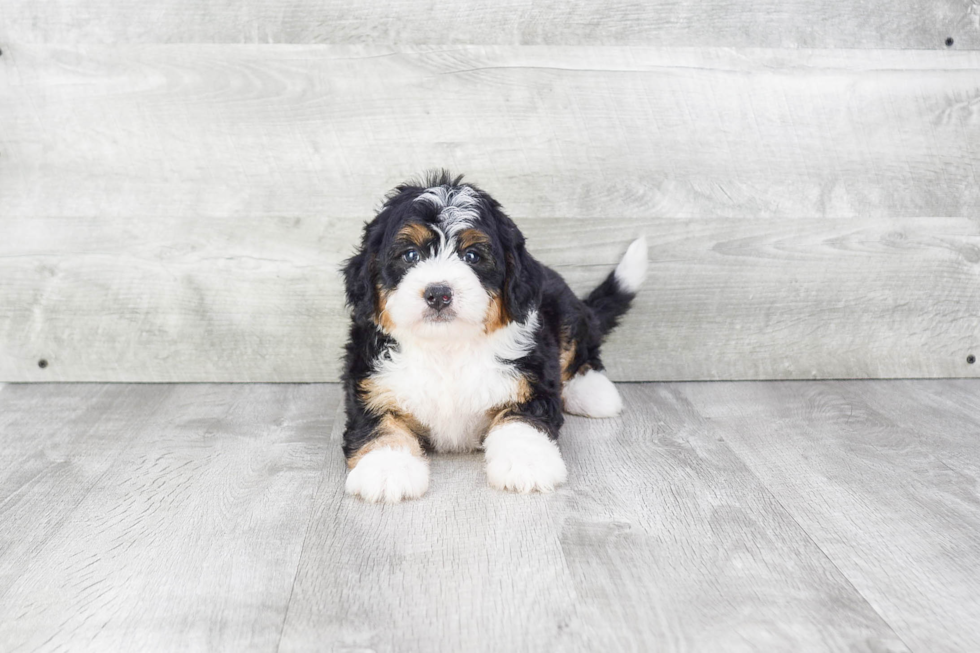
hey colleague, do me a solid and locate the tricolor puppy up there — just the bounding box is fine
[342,173,647,502]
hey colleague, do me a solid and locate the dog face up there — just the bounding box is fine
[343,174,542,341]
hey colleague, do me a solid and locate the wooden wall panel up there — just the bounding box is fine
[2,46,979,221]
[2,46,979,381]
[0,0,976,49]
[2,215,978,382]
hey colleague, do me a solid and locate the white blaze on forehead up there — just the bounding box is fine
[415,185,481,235]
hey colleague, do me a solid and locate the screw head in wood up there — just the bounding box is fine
[945,37,955,47]
[968,355,976,365]
[38,359,48,369]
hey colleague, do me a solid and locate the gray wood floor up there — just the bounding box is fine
[1,381,978,652]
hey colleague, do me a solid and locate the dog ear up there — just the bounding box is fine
[503,228,543,323]
[342,233,378,326]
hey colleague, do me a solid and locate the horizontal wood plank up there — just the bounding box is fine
[3,46,979,381]
[2,216,978,382]
[2,46,979,220]
[0,0,975,49]
[681,380,980,652]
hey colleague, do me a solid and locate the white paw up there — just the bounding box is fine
[562,369,623,418]
[484,422,567,494]
[345,446,429,503]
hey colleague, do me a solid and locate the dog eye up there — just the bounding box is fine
[402,249,420,264]
[463,250,481,265]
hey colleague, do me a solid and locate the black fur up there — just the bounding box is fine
[341,171,639,457]
[340,321,394,459]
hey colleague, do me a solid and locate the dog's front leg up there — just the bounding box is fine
[344,414,429,503]
[483,395,567,494]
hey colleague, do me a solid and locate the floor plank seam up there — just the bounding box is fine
[724,444,919,653]
[0,386,169,606]
[274,401,346,653]
[274,506,316,653]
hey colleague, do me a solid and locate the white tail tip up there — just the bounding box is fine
[613,236,648,293]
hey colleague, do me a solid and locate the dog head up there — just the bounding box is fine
[343,172,543,341]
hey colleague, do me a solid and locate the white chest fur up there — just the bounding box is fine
[371,314,539,453]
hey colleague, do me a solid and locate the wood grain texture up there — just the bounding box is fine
[0,384,173,599]
[2,46,980,221]
[4,381,979,650]
[2,215,978,382]
[0,0,976,49]
[277,383,908,653]
[0,383,340,652]
[2,45,980,382]
[681,380,980,653]
[845,380,980,479]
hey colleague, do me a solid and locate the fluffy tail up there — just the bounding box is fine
[583,236,648,339]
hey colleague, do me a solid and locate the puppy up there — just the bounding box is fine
[341,172,647,502]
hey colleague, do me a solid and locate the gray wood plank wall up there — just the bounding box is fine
[2,16,979,382]
[0,0,976,48]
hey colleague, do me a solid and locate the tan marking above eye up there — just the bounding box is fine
[374,286,394,333]
[458,228,491,251]
[397,222,435,248]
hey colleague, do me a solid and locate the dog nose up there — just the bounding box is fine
[424,284,453,310]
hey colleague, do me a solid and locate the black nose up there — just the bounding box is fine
[424,284,453,310]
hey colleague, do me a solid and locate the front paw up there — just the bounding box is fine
[345,447,430,503]
[484,422,568,494]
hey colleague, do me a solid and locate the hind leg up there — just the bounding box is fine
[562,368,623,418]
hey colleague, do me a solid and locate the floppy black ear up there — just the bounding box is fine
[503,230,544,323]
[342,242,377,326]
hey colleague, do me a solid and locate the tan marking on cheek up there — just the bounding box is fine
[483,293,511,333]
[347,414,425,469]
[459,228,491,250]
[374,286,394,333]
[398,222,434,248]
